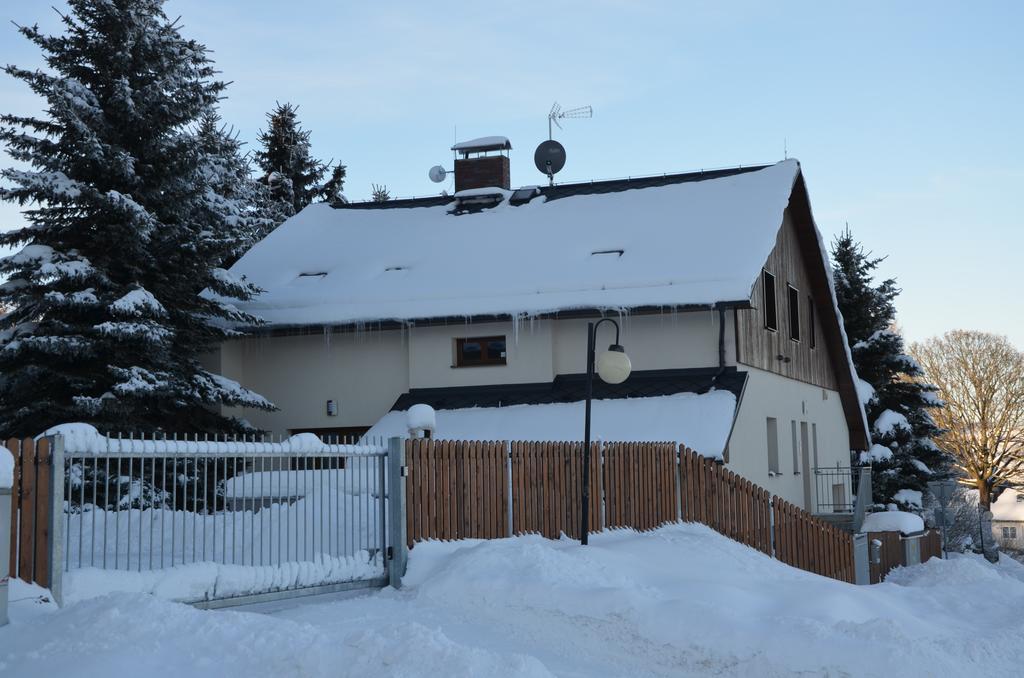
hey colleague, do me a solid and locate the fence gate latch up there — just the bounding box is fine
[386,546,394,561]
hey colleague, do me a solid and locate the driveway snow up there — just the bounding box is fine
[2,523,1020,677]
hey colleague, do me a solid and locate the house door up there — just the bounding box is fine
[801,422,812,512]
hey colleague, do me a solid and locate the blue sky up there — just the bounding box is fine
[2,1,1021,347]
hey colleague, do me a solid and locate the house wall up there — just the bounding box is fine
[725,366,850,512]
[217,330,410,434]
[993,521,1024,551]
[215,310,730,436]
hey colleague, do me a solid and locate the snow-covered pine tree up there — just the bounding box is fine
[320,162,347,203]
[831,228,946,510]
[0,0,274,436]
[196,111,284,258]
[254,102,327,216]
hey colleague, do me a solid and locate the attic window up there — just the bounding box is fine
[298,272,327,278]
[591,249,624,257]
[762,270,778,331]
[807,295,816,349]
[787,284,800,342]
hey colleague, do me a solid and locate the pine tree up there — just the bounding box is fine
[0,0,274,436]
[320,163,347,203]
[254,102,326,216]
[371,183,391,202]
[195,111,283,257]
[831,228,946,510]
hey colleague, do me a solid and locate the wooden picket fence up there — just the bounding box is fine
[775,498,855,582]
[6,437,57,588]
[405,439,856,583]
[869,528,944,583]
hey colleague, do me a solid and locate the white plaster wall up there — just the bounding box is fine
[552,311,732,374]
[218,331,409,436]
[213,310,737,437]
[726,366,851,512]
[407,321,554,389]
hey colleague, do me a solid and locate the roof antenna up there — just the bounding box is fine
[784,137,788,160]
[548,102,592,140]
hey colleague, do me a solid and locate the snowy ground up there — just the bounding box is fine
[3,522,1020,677]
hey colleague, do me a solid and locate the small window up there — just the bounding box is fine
[1017,494,1024,503]
[1003,527,1018,539]
[787,284,800,341]
[455,336,507,367]
[767,417,780,474]
[807,295,816,349]
[763,271,778,331]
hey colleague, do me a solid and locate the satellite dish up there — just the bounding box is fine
[428,165,448,183]
[534,140,566,177]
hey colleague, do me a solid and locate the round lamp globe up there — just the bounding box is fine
[596,345,631,384]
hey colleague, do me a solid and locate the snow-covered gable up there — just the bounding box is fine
[364,391,737,459]
[225,160,801,328]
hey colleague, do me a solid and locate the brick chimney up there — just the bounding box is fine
[451,136,511,192]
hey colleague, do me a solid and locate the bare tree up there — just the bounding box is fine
[911,330,1024,508]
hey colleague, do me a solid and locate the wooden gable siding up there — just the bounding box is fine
[735,211,837,390]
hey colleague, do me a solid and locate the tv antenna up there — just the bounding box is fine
[548,102,592,140]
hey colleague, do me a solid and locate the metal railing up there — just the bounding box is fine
[58,433,391,604]
[814,464,870,514]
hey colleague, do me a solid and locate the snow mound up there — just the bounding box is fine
[862,510,924,535]
[6,523,1024,676]
[893,489,923,509]
[874,409,910,435]
[855,377,875,406]
[860,443,893,464]
[406,403,437,437]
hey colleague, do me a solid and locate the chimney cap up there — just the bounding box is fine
[451,136,512,155]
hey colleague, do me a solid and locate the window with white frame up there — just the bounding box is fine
[1003,526,1018,539]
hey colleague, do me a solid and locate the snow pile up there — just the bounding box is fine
[862,510,925,535]
[110,288,166,316]
[874,409,910,435]
[0,444,13,489]
[860,443,894,463]
[64,553,380,605]
[6,523,1024,677]
[406,404,436,437]
[37,422,382,455]
[992,488,1024,522]
[222,161,800,327]
[365,391,737,458]
[893,488,923,509]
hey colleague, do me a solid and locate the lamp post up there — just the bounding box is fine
[581,318,632,545]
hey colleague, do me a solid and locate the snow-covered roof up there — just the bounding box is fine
[363,391,737,459]
[225,160,801,328]
[992,489,1024,522]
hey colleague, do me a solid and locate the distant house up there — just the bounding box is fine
[991,488,1024,550]
[205,138,869,515]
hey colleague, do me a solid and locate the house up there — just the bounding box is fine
[991,488,1024,550]
[205,139,869,515]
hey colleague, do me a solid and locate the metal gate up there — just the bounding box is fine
[11,433,405,608]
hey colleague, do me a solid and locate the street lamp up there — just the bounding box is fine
[581,317,632,545]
